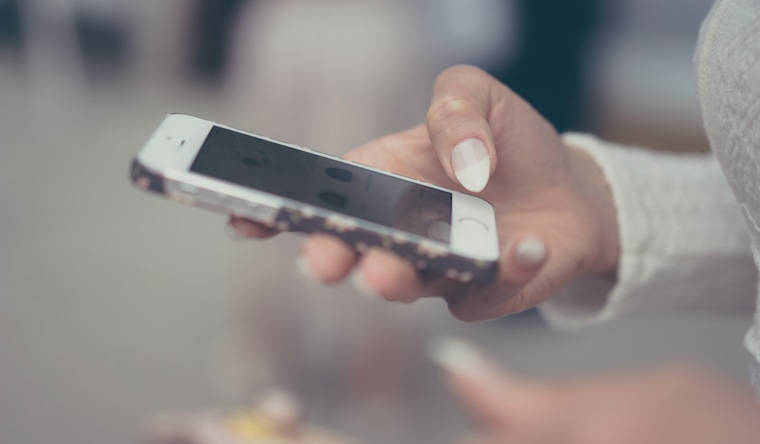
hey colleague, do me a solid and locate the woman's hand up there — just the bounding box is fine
[432,339,760,444]
[232,65,619,320]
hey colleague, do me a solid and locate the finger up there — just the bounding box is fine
[352,248,429,303]
[299,234,357,284]
[426,65,499,193]
[228,216,279,239]
[442,234,550,321]
[442,285,516,322]
[429,338,554,428]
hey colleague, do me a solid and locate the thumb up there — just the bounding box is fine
[429,338,552,428]
[425,65,499,193]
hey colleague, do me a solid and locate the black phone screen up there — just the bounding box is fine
[190,126,452,242]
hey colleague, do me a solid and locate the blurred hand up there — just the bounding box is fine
[231,65,619,320]
[431,339,760,444]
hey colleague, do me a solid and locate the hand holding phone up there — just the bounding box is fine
[239,66,619,322]
[132,68,618,321]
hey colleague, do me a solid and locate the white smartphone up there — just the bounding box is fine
[131,114,500,283]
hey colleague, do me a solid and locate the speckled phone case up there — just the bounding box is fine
[131,158,499,284]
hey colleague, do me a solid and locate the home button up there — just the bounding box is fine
[458,217,489,232]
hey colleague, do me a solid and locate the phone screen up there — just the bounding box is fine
[190,126,453,242]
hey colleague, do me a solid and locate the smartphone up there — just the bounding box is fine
[131,114,500,283]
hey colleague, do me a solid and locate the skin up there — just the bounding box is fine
[229,65,760,442]
[442,348,760,444]
[230,65,619,321]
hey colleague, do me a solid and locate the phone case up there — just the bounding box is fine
[131,159,499,283]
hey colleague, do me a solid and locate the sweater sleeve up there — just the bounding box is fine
[691,0,760,392]
[539,133,756,331]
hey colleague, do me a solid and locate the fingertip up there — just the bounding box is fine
[300,235,356,285]
[452,138,491,193]
[428,337,552,427]
[228,216,278,239]
[351,269,382,299]
[296,254,318,284]
[356,248,424,303]
[225,220,250,240]
[427,337,521,425]
[428,337,487,377]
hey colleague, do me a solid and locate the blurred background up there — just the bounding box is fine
[0,0,750,443]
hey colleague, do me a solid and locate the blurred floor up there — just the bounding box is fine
[0,1,754,444]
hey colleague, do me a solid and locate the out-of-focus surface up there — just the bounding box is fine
[0,1,752,444]
[590,0,717,151]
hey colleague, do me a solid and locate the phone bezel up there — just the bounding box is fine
[137,114,500,262]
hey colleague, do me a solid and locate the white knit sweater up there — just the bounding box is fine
[539,0,760,387]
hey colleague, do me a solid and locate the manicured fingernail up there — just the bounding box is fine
[428,337,485,376]
[351,270,381,298]
[452,138,490,193]
[514,237,547,267]
[296,255,316,283]
[225,221,247,241]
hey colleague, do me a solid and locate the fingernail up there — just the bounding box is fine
[225,221,247,241]
[452,138,490,193]
[429,337,486,376]
[351,270,381,299]
[514,237,547,267]
[296,255,316,283]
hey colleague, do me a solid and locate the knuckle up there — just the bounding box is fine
[515,274,560,308]
[426,95,476,127]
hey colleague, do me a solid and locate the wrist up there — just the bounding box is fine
[566,144,620,276]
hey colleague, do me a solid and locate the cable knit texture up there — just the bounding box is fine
[540,0,760,387]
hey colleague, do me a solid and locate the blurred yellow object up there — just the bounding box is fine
[225,410,286,443]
